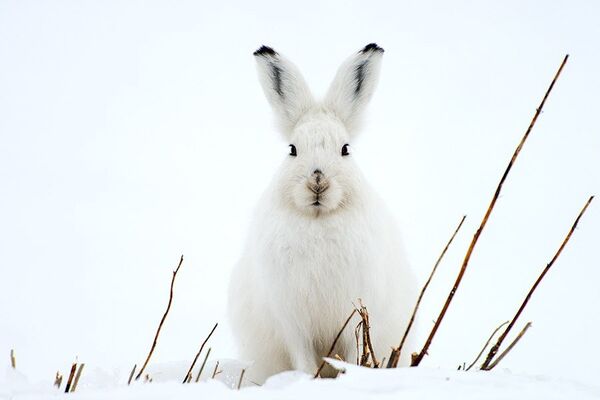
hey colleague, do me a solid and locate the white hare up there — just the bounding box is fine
[228,43,417,383]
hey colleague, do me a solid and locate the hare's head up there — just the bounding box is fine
[254,44,384,217]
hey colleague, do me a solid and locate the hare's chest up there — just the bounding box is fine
[260,218,379,299]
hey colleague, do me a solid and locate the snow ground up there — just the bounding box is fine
[3,360,599,400]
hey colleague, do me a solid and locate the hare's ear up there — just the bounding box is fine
[254,46,315,137]
[324,43,384,134]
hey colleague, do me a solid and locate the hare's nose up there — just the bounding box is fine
[312,169,323,183]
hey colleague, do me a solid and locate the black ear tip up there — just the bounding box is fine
[254,45,278,57]
[361,43,384,53]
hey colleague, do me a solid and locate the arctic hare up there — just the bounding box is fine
[228,43,417,383]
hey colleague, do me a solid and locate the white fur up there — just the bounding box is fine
[228,44,417,384]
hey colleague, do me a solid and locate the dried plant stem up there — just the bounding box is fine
[54,371,63,388]
[481,195,593,369]
[389,215,466,368]
[411,54,569,367]
[136,255,184,380]
[465,320,509,371]
[356,302,378,367]
[127,364,137,385]
[70,363,85,392]
[64,363,77,393]
[237,369,246,390]
[182,322,218,383]
[10,349,16,369]
[354,322,361,365]
[486,322,533,370]
[211,361,220,379]
[195,347,212,382]
[314,309,357,378]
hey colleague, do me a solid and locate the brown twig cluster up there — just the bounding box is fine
[403,54,590,370]
[479,196,594,370]
[355,301,380,368]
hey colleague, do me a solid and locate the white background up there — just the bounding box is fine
[1,0,598,385]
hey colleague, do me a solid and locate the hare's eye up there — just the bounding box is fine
[341,144,350,156]
[289,144,297,157]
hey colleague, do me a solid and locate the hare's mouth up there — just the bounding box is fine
[311,201,321,207]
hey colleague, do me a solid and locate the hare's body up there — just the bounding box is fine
[228,44,417,383]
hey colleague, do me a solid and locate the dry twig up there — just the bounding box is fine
[411,54,570,367]
[10,349,16,369]
[54,371,63,388]
[127,364,137,385]
[356,301,378,367]
[314,309,357,378]
[237,369,246,390]
[481,195,593,369]
[486,322,533,370]
[211,361,220,379]
[354,321,362,365]
[388,215,466,368]
[182,322,218,383]
[465,320,509,371]
[136,255,184,380]
[64,363,77,393]
[70,363,85,392]
[195,347,212,382]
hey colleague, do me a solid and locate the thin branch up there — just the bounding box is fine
[354,321,362,365]
[481,195,593,369]
[465,320,509,371]
[411,54,569,367]
[10,349,16,369]
[182,323,218,383]
[389,215,466,368]
[314,309,357,378]
[486,322,533,370]
[211,361,220,379]
[54,371,63,388]
[237,369,246,390]
[127,364,137,385]
[386,349,399,368]
[64,363,77,393]
[356,301,378,367]
[70,363,85,392]
[195,347,212,383]
[136,255,184,380]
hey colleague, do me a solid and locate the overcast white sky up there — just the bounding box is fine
[1,0,599,386]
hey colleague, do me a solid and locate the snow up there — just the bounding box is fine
[3,361,599,400]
